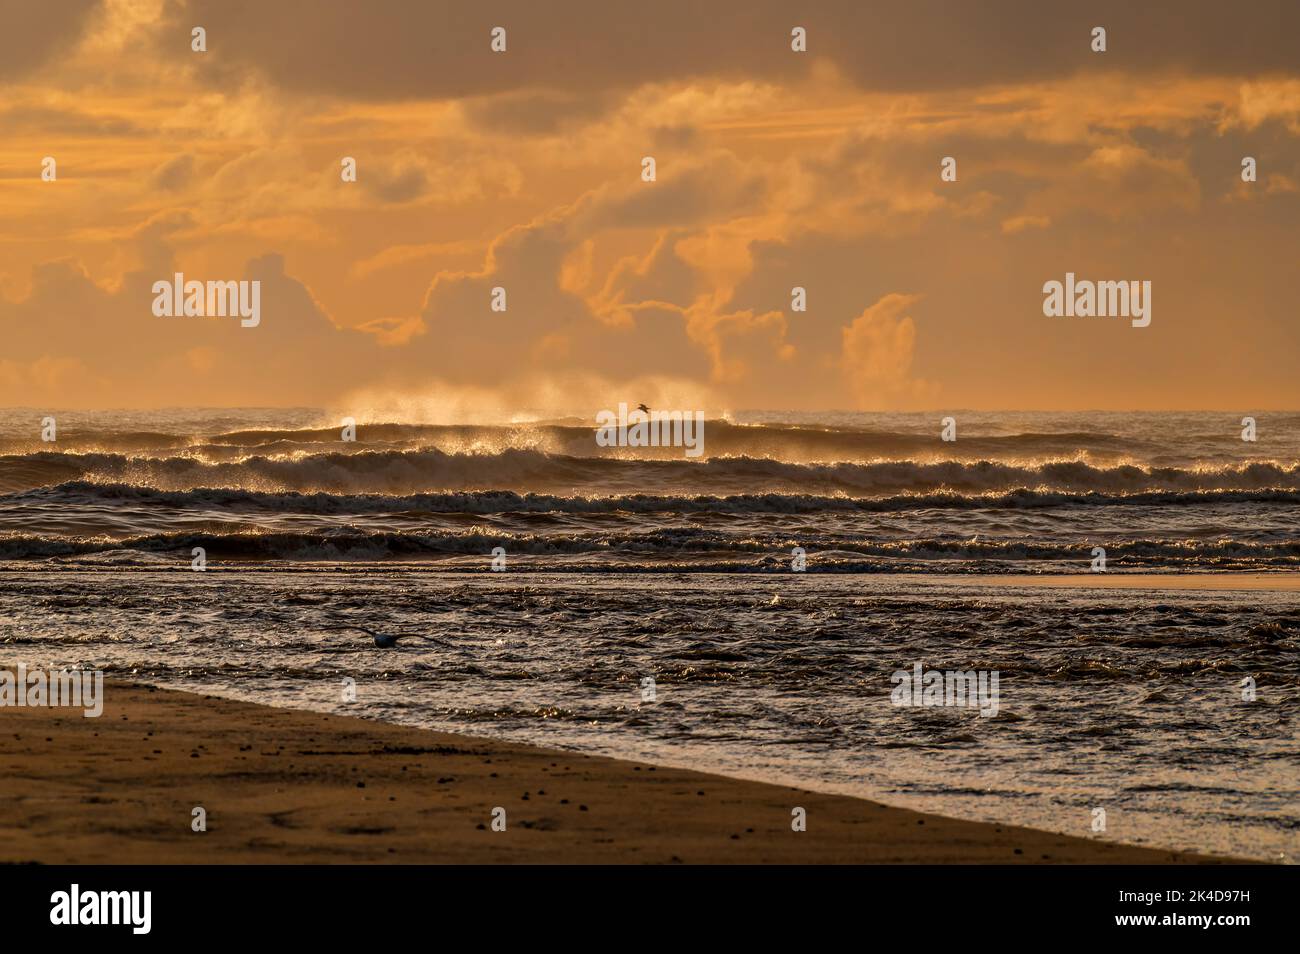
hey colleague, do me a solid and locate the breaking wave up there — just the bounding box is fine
[4,449,1300,497]
[9,480,1300,515]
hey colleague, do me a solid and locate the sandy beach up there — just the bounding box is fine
[0,680,1247,864]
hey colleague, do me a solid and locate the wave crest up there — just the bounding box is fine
[3,449,1300,497]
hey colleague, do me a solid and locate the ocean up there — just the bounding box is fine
[1,408,1296,860]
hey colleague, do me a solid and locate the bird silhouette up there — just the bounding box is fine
[636,403,650,414]
[326,624,448,649]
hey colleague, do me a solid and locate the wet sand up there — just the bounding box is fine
[0,680,1247,864]
[930,573,1300,592]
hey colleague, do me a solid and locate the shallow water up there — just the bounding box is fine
[3,568,1296,862]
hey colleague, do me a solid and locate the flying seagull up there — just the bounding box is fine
[636,403,651,414]
[326,624,449,649]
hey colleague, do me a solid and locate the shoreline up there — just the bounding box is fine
[958,572,1300,591]
[0,680,1252,864]
[5,565,1300,591]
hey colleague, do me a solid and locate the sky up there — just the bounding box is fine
[1,0,1298,416]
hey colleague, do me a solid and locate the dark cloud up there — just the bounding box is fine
[0,105,139,137]
[462,89,620,135]
[0,235,378,406]
[161,0,1300,103]
[151,153,195,191]
[361,159,429,204]
[389,212,711,387]
[0,0,100,81]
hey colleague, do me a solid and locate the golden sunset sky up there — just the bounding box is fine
[1,0,1298,414]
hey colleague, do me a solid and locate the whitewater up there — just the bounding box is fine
[2,408,1299,571]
